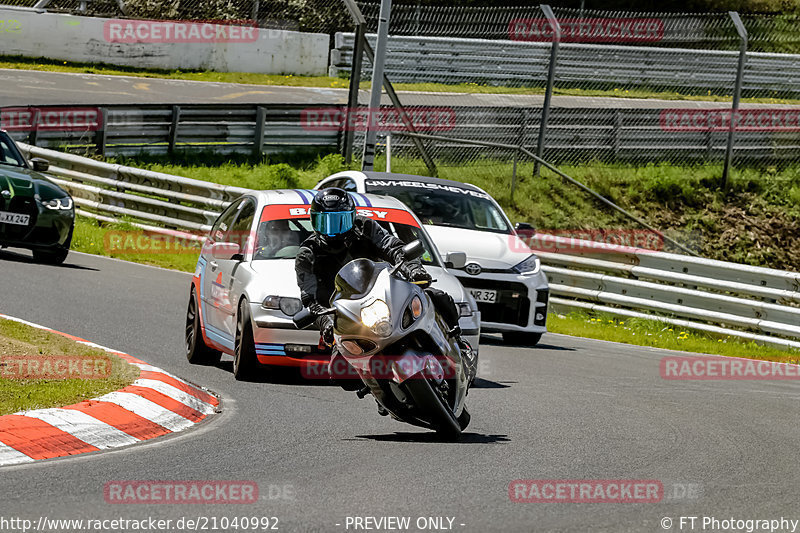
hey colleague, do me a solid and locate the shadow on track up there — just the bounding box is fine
[351,432,510,444]
[480,334,576,351]
[0,249,99,271]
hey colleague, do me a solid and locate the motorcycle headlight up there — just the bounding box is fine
[42,197,73,210]
[361,299,392,337]
[512,255,541,275]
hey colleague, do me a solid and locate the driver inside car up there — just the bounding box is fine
[295,187,474,392]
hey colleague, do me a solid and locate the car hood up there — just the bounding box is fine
[249,260,471,304]
[0,166,66,200]
[423,225,532,269]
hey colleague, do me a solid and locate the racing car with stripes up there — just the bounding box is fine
[185,189,480,381]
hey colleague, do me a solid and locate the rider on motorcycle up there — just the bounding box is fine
[295,187,473,391]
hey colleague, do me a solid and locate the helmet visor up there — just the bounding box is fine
[310,210,355,237]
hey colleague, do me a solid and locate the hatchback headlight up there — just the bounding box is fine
[512,255,541,275]
[42,197,73,210]
[261,296,302,316]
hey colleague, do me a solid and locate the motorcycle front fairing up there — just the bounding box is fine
[330,260,468,421]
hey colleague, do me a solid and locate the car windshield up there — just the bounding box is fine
[253,217,441,266]
[368,187,512,234]
[0,136,26,168]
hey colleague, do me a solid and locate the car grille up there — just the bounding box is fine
[0,196,37,241]
[458,277,530,327]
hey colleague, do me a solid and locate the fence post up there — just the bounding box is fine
[362,0,392,171]
[723,11,748,189]
[168,105,181,155]
[386,132,392,172]
[253,106,266,158]
[511,110,530,201]
[534,4,560,176]
[343,24,366,164]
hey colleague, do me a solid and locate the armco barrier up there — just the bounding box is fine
[330,32,800,97]
[18,143,800,350]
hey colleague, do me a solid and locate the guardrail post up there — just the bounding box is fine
[168,105,181,155]
[253,106,267,158]
[723,11,748,189]
[612,110,622,160]
[343,23,366,164]
[362,0,392,171]
[28,108,40,146]
[95,108,108,156]
[534,4,560,176]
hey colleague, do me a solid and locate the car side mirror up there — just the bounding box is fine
[515,222,535,234]
[402,240,424,261]
[293,307,315,329]
[30,158,49,172]
[445,252,467,269]
[211,242,242,261]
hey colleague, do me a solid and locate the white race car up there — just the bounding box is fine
[185,189,481,380]
[316,172,548,346]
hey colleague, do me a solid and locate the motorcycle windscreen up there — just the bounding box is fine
[334,258,390,300]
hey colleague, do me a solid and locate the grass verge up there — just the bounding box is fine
[2,55,798,105]
[0,318,139,415]
[72,216,200,272]
[548,311,800,363]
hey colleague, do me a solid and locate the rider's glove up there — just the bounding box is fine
[321,318,335,346]
[404,263,432,285]
[308,302,327,316]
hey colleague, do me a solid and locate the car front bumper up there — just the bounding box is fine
[453,270,548,335]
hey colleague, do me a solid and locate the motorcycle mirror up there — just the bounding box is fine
[402,240,424,261]
[292,308,315,329]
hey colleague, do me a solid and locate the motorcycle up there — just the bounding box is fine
[293,241,473,439]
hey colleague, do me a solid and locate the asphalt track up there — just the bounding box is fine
[1,69,790,109]
[1,248,799,532]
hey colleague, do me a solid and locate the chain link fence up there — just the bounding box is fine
[336,2,800,179]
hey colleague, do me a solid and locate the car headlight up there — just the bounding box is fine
[361,299,392,337]
[512,255,541,275]
[261,296,302,316]
[457,302,473,317]
[42,197,73,210]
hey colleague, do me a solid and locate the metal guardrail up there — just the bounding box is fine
[7,104,339,157]
[331,32,800,97]
[17,142,800,350]
[8,102,800,164]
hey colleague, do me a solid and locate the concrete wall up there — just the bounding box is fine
[0,8,329,75]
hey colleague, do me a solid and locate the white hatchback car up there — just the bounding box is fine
[185,189,480,380]
[316,172,548,346]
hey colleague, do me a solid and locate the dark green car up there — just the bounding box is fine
[0,130,74,264]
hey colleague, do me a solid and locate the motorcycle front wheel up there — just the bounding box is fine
[403,375,462,440]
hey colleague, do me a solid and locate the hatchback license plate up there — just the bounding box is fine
[0,211,29,226]
[470,289,497,303]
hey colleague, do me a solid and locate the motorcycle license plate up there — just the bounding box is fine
[469,289,497,303]
[0,211,29,226]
